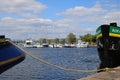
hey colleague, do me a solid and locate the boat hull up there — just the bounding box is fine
[98,48,120,69]
[0,41,25,74]
[96,23,120,70]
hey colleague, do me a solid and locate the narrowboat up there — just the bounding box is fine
[96,23,120,70]
[0,35,25,74]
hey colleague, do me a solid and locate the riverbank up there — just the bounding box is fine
[80,66,120,80]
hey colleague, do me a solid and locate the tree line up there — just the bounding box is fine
[38,33,96,45]
[14,33,96,45]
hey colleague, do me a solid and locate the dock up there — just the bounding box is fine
[80,66,120,80]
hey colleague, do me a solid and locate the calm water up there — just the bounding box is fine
[0,47,100,80]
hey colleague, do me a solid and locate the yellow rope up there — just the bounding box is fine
[8,40,118,73]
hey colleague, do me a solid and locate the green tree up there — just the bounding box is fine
[92,35,96,42]
[47,39,51,44]
[39,38,47,44]
[59,39,66,44]
[54,38,59,44]
[66,33,77,44]
[80,33,96,42]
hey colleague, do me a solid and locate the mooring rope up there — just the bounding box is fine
[9,40,118,73]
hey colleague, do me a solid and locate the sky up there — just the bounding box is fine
[0,0,120,40]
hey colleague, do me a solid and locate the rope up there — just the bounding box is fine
[8,40,118,73]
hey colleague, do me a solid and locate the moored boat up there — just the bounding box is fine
[0,35,25,74]
[24,39,34,48]
[76,40,88,48]
[96,22,120,70]
[42,43,49,48]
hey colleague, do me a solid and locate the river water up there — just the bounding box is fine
[0,47,100,80]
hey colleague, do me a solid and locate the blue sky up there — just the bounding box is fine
[0,0,120,40]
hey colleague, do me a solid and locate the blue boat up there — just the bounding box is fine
[0,35,25,74]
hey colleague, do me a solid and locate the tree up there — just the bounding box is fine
[80,33,96,43]
[54,38,59,44]
[59,38,66,44]
[66,33,77,44]
[92,35,96,42]
[39,38,47,44]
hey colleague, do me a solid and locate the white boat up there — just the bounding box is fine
[33,43,41,48]
[42,43,49,48]
[76,40,88,48]
[24,39,34,48]
[49,44,63,48]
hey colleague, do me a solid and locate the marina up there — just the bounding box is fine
[23,39,89,48]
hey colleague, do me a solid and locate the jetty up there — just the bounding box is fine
[80,66,120,80]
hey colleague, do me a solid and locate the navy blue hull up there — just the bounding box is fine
[0,41,25,73]
[0,55,25,74]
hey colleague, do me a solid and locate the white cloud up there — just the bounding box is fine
[58,2,107,17]
[57,2,120,27]
[0,17,69,39]
[0,0,47,18]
